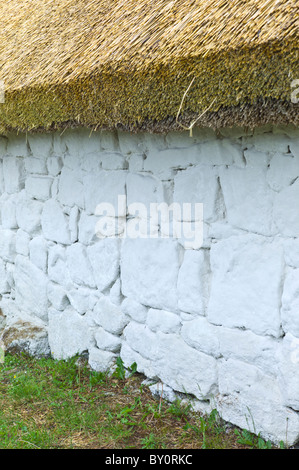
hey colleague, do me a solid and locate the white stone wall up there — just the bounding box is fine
[0,125,299,445]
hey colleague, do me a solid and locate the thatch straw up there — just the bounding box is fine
[0,0,298,133]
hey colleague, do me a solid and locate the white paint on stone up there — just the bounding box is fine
[281,269,299,337]
[207,235,284,337]
[0,126,298,446]
[41,199,71,244]
[121,238,181,312]
[14,255,48,321]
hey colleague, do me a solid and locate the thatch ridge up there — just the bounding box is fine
[0,0,298,132]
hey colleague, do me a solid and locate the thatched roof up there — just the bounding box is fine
[0,0,298,133]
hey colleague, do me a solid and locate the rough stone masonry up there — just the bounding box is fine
[0,125,298,445]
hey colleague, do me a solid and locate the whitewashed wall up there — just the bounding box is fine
[0,125,299,445]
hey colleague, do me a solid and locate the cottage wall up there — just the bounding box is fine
[0,125,298,445]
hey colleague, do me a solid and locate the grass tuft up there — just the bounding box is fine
[0,353,283,449]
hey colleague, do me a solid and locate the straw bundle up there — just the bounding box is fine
[0,0,298,133]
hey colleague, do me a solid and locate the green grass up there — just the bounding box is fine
[0,353,282,449]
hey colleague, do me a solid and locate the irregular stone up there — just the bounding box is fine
[94,327,122,352]
[219,165,275,236]
[15,229,30,256]
[47,282,70,311]
[120,342,157,379]
[58,167,84,208]
[68,287,98,315]
[283,238,299,268]
[154,331,218,400]
[7,133,28,157]
[93,296,128,335]
[2,157,25,193]
[273,179,299,237]
[177,249,210,315]
[121,238,181,312]
[267,152,299,191]
[207,235,284,337]
[87,239,120,292]
[0,258,9,294]
[174,165,220,224]
[146,308,181,334]
[48,244,72,287]
[281,269,299,337]
[25,175,53,201]
[78,211,99,245]
[16,194,43,235]
[14,255,49,322]
[0,312,50,358]
[216,358,299,446]
[181,316,220,358]
[29,236,48,273]
[48,307,92,359]
[25,156,48,174]
[1,194,18,229]
[109,278,122,306]
[83,170,127,216]
[121,298,148,323]
[277,333,299,411]
[27,133,53,158]
[69,206,79,243]
[41,199,71,244]
[47,156,63,176]
[88,346,116,372]
[126,172,165,218]
[0,229,16,262]
[66,242,96,288]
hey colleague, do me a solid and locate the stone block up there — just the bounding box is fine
[29,236,48,272]
[16,193,43,235]
[173,164,219,223]
[24,156,48,174]
[92,296,128,335]
[121,238,181,312]
[88,346,116,372]
[146,308,181,334]
[86,238,120,292]
[3,157,25,194]
[27,133,53,158]
[273,179,299,237]
[216,358,299,446]
[267,152,299,191]
[94,327,122,352]
[0,229,16,262]
[177,249,209,315]
[41,199,71,244]
[281,269,299,337]
[219,165,274,236]
[47,282,70,311]
[48,307,92,360]
[83,170,127,215]
[121,297,148,323]
[207,235,284,337]
[15,229,30,256]
[277,333,299,411]
[14,255,48,321]
[47,156,63,176]
[66,242,96,288]
[25,175,53,201]
[58,167,84,208]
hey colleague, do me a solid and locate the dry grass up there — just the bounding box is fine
[0,1,297,133]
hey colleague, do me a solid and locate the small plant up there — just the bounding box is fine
[141,432,164,449]
[234,428,273,449]
[166,399,191,420]
[113,357,126,380]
